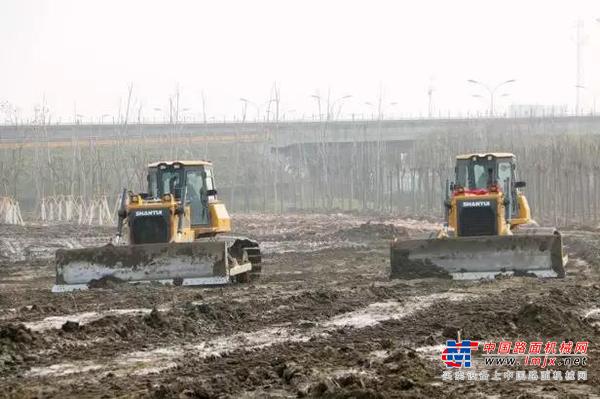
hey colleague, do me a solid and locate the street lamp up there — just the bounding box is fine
[179,107,191,122]
[240,98,265,122]
[574,85,591,115]
[310,94,351,121]
[577,83,598,115]
[330,95,352,120]
[364,101,396,120]
[152,107,163,123]
[239,98,249,122]
[365,101,376,120]
[310,94,322,121]
[388,102,398,119]
[282,109,296,121]
[264,98,278,122]
[468,79,516,117]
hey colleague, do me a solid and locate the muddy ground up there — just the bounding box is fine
[0,212,599,398]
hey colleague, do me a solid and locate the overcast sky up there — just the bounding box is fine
[1,0,600,122]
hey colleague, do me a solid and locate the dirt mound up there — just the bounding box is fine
[562,234,600,277]
[143,308,166,328]
[0,324,38,373]
[0,323,35,344]
[86,309,201,338]
[508,287,596,338]
[513,301,592,338]
[390,257,452,280]
[381,348,433,383]
[301,347,433,398]
[150,381,214,399]
[88,275,126,289]
[338,222,409,241]
[61,320,80,332]
[307,375,384,399]
[402,286,600,343]
[183,301,249,327]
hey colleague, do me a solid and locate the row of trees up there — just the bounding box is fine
[0,118,599,228]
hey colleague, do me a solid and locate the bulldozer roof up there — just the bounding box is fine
[148,160,213,167]
[456,152,515,160]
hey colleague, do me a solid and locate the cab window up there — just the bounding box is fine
[160,170,184,198]
[497,161,512,189]
[204,167,215,191]
[473,164,488,189]
[148,170,158,197]
[185,168,210,225]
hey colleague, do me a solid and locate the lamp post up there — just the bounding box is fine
[365,101,397,120]
[264,98,277,122]
[310,94,351,121]
[239,98,248,122]
[310,94,322,121]
[467,79,516,116]
[364,102,376,120]
[388,102,398,119]
[330,95,352,120]
[240,98,262,121]
[179,107,191,122]
[575,85,588,115]
[282,109,296,121]
[427,85,435,118]
[152,107,163,123]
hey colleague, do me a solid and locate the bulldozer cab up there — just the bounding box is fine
[454,153,521,219]
[147,161,214,226]
[455,153,515,191]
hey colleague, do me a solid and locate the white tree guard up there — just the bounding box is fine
[0,197,24,225]
[39,196,115,225]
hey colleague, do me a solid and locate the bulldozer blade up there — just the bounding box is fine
[53,241,251,292]
[391,233,566,280]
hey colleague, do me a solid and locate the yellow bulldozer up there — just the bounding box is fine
[53,160,261,292]
[391,152,567,279]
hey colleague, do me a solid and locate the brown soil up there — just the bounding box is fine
[0,214,598,398]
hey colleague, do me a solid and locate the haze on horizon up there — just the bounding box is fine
[1,0,600,123]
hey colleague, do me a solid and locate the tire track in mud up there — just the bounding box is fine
[3,281,429,377]
[0,237,104,263]
[0,224,113,262]
[3,216,600,398]
[22,308,161,332]
[141,283,600,399]
[24,292,474,379]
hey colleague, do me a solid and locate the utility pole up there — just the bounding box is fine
[240,99,248,123]
[311,93,322,121]
[201,90,207,124]
[427,84,435,118]
[575,19,584,115]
